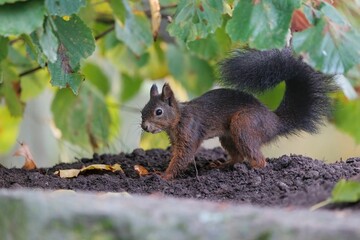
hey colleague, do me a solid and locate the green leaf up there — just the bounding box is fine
[115,9,153,56]
[293,16,360,74]
[0,36,8,60]
[0,105,21,153]
[51,83,111,150]
[0,62,24,116]
[8,45,33,68]
[121,73,143,102]
[0,0,26,4]
[167,44,215,95]
[26,32,48,67]
[45,0,86,16]
[226,0,301,49]
[256,82,285,111]
[331,179,360,203]
[82,62,110,95]
[52,15,95,69]
[39,18,59,63]
[187,24,231,60]
[48,15,96,93]
[20,68,48,101]
[333,97,360,144]
[48,57,84,95]
[109,0,126,25]
[168,0,224,43]
[138,41,168,80]
[0,0,45,36]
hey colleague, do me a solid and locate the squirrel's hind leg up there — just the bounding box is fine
[218,135,245,166]
[229,112,267,169]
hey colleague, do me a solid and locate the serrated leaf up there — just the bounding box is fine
[51,83,111,150]
[0,0,45,36]
[331,179,360,203]
[293,15,360,74]
[48,52,84,94]
[82,62,110,95]
[109,0,126,25]
[39,18,59,63]
[226,0,301,49]
[115,10,153,56]
[0,36,8,60]
[0,62,24,116]
[333,97,360,144]
[45,0,86,16]
[168,0,224,43]
[187,25,231,60]
[52,15,95,69]
[48,15,95,93]
[26,33,47,67]
[167,44,215,95]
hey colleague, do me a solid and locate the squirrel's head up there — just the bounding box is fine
[141,83,180,134]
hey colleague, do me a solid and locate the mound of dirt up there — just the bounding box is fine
[1,147,360,209]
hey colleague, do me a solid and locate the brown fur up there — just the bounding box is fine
[141,84,280,179]
[141,48,334,180]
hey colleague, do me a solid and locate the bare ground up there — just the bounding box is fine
[1,147,360,209]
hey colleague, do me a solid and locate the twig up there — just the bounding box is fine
[193,158,200,181]
[19,65,43,77]
[95,25,115,41]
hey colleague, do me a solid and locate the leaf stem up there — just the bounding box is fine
[310,198,332,211]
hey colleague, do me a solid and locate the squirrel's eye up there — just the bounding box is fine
[155,108,163,116]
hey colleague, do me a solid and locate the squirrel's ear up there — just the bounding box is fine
[161,83,174,105]
[150,84,159,97]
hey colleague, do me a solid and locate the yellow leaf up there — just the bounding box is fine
[80,164,123,173]
[55,169,81,178]
[149,0,161,40]
[55,164,124,179]
[13,142,37,170]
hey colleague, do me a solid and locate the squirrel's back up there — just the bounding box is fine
[219,48,336,136]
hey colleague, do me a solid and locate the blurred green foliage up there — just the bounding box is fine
[0,0,359,153]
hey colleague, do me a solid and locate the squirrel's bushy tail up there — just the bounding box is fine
[219,48,336,135]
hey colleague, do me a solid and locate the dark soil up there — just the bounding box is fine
[1,147,360,209]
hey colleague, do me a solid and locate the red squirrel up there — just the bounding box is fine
[141,48,335,180]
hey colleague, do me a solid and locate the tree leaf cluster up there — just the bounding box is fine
[0,0,359,152]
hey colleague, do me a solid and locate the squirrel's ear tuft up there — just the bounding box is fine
[150,84,159,97]
[161,83,174,105]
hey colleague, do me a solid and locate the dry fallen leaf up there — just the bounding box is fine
[134,164,149,176]
[13,142,37,170]
[55,163,124,179]
[149,0,161,40]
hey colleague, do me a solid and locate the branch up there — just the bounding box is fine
[18,3,178,78]
[95,25,115,41]
[19,65,44,77]
[19,26,115,77]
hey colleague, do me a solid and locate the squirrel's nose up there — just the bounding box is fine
[141,121,149,131]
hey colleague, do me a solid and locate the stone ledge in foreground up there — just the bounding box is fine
[0,189,358,240]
